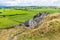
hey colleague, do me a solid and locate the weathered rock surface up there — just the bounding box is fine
[19,12,48,27]
[33,12,48,23]
[19,19,37,27]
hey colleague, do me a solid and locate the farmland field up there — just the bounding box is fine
[0,7,60,29]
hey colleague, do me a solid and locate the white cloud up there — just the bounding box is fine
[0,0,60,6]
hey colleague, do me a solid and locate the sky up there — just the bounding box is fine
[0,0,60,6]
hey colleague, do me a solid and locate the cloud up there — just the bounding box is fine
[0,0,60,6]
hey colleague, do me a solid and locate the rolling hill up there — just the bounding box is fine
[0,13,60,40]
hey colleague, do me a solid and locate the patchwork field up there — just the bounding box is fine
[0,7,60,29]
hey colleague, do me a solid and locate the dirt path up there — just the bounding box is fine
[12,35,18,40]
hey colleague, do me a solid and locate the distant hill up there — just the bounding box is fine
[0,6,59,8]
[0,6,40,8]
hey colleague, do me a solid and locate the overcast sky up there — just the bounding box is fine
[0,0,60,6]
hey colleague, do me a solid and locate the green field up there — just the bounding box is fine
[0,7,60,29]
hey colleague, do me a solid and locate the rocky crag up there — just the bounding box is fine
[19,12,48,27]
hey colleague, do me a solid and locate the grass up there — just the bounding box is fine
[0,8,36,28]
[17,13,60,40]
[0,12,60,40]
[0,7,60,29]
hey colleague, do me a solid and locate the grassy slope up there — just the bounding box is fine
[0,13,60,40]
[17,13,60,40]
